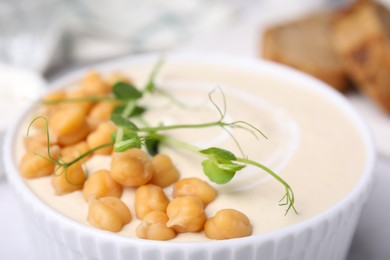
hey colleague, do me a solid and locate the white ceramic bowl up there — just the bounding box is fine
[3,52,375,260]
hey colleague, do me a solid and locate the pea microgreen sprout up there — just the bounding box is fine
[155,134,297,215]
[201,146,296,215]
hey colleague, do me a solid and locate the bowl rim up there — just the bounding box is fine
[3,51,376,250]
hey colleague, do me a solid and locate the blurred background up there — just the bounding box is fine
[0,0,389,260]
[0,0,354,77]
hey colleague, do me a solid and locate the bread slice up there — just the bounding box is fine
[262,13,349,92]
[332,0,390,114]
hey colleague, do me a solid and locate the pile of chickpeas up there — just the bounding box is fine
[19,71,253,241]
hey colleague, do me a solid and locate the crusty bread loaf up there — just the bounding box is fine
[332,0,390,114]
[262,13,349,92]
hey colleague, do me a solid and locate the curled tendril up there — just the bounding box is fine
[27,116,59,165]
[221,127,246,158]
[207,87,268,157]
[27,116,112,186]
[208,87,227,121]
[229,120,268,140]
[235,157,297,215]
[279,189,297,216]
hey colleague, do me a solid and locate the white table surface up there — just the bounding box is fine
[1,1,390,259]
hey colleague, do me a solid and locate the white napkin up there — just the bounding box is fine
[0,65,46,178]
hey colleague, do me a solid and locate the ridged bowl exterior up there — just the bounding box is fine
[7,184,369,260]
[4,52,375,260]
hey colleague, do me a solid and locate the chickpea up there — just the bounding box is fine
[150,154,180,188]
[86,122,116,155]
[50,106,89,146]
[88,101,118,130]
[50,106,86,136]
[57,126,90,147]
[40,90,66,118]
[24,131,53,151]
[62,90,95,114]
[110,148,154,187]
[43,90,66,105]
[134,184,169,220]
[83,170,123,201]
[166,196,206,233]
[51,158,86,195]
[204,209,252,240]
[173,177,217,206]
[61,141,91,164]
[136,211,176,241]
[81,71,110,97]
[19,146,60,179]
[87,196,131,232]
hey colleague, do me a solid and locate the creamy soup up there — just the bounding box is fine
[14,61,367,241]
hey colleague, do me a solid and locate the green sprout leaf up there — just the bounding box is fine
[202,160,236,184]
[145,136,160,156]
[215,159,245,172]
[112,105,146,117]
[114,131,141,152]
[200,147,236,160]
[200,147,244,184]
[111,114,138,130]
[112,82,142,100]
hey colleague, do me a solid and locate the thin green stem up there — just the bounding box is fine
[62,142,114,167]
[122,100,136,118]
[138,121,227,132]
[208,87,227,120]
[115,127,124,144]
[28,116,114,186]
[27,116,58,164]
[222,127,246,158]
[236,157,297,215]
[157,135,200,154]
[231,120,268,140]
[143,57,164,93]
